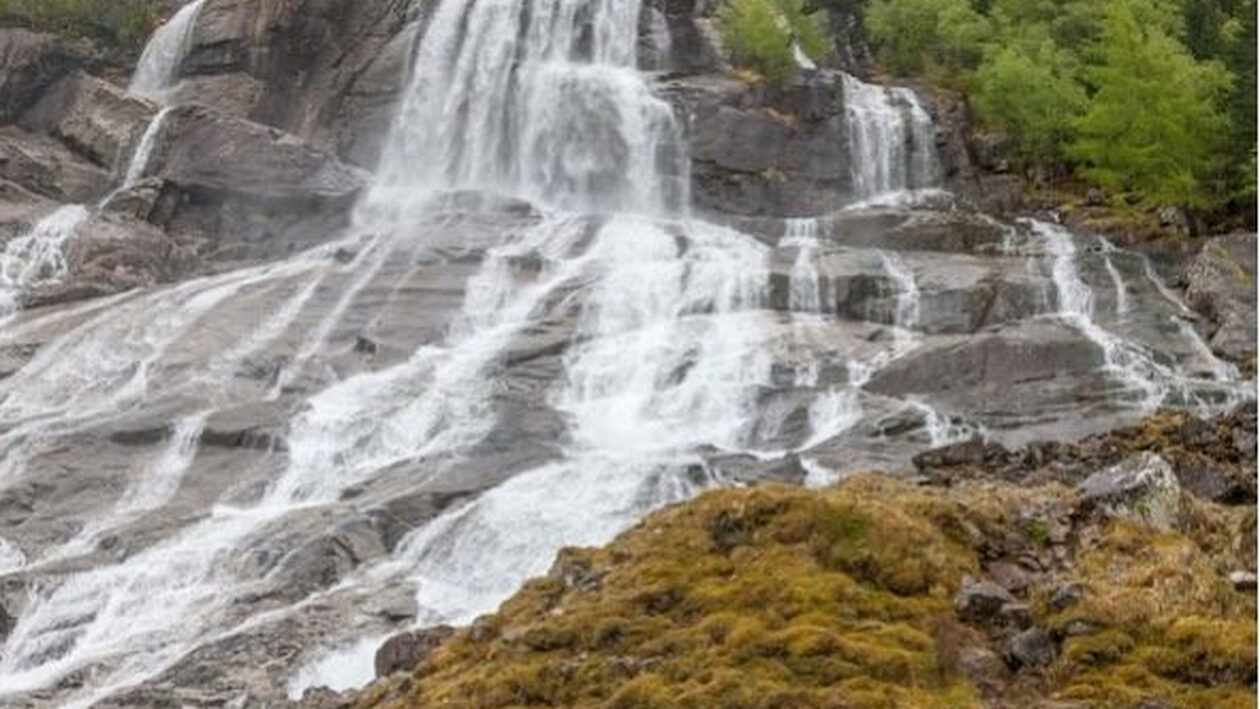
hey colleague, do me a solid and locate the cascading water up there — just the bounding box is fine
[0,205,90,321]
[129,0,206,101]
[118,107,173,192]
[0,0,1253,704]
[1033,219,1245,411]
[1097,237,1129,316]
[842,73,938,201]
[346,0,770,648]
[0,3,198,323]
[3,0,769,701]
[363,0,688,218]
[785,218,825,316]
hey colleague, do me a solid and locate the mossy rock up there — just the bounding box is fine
[354,472,1255,709]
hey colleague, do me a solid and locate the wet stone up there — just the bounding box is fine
[1006,627,1056,669]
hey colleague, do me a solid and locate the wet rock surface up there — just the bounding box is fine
[0,29,98,124]
[333,409,1257,709]
[0,1,1253,707]
[1184,232,1258,372]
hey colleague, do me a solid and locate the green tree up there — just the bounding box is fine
[973,40,1087,163]
[1222,0,1256,206]
[865,0,989,76]
[1069,0,1232,208]
[717,0,832,82]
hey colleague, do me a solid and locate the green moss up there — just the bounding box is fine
[1025,519,1051,545]
[357,468,1255,709]
[1048,521,1256,709]
[364,479,990,709]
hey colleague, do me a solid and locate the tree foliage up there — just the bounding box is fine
[861,0,1256,212]
[717,0,833,82]
[1069,0,1232,207]
[973,40,1087,163]
[865,0,987,76]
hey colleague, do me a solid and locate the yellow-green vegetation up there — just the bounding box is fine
[716,0,832,83]
[1042,519,1256,708]
[0,0,158,50]
[357,471,1255,709]
[861,0,1256,214]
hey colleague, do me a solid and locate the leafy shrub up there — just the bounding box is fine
[717,0,833,82]
[972,39,1087,163]
[864,0,1255,213]
[865,0,988,76]
[1068,0,1232,208]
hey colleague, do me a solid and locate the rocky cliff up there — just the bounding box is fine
[0,1,1253,707]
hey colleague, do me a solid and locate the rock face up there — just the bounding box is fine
[0,1,1253,707]
[1184,232,1258,370]
[151,103,371,259]
[20,71,157,170]
[0,125,111,202]
[0,29,97,123]
[156,104,369,206]
[669,72,853,217]
[177,0,414,166]
[374,625,454,678]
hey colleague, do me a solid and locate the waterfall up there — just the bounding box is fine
[118,107,173,192]
[1032,219,1245,410]
[0,205,90,321]
[129,0,206,101]
[785,218,825,316]
[392,216,769,625]
[361,0,688,219]
[1,4,198,321]
[0,0,1253,703]
[879,250,920,339]
[842,73,938,201]
[1096,237,1129,316]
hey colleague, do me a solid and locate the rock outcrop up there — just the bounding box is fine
[337,409,1257,709]
[0,29,98,123]
[177,0,414,167]
[20,71,157,171]
[1184,232,1258,372]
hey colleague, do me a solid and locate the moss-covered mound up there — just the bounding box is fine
[354,470,1256,709]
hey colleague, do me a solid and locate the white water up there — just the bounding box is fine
[392,215,768,622]
[364,0,688,219]
[1033,219,1246,411]
[0,0,1254,704]
[0,538,27,574]
[129,0,206,101]
[842,73,938,200]
[879,250,920,345]
[785,218,824,315]
[0,205,90,320]
[123,413,208,512]
[1097,237,1129,316]
[119,107,173,192]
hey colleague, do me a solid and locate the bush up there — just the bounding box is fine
[0,0,157,50]
[1068,0,1233,208]
[972,39,1087,163]
[865,0,989,76]
[717,0,833,82]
